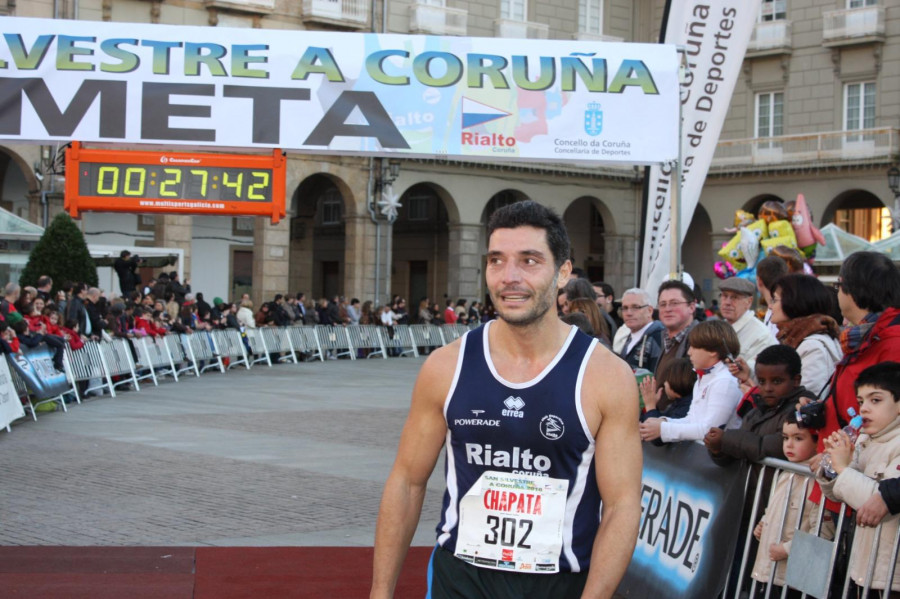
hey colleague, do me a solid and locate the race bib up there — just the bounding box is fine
[455,470,569,574]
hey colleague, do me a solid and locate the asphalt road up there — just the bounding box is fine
[0,358,445,547]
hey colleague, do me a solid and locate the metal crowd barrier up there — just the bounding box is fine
[345,324,388,359]
[100,338,141,393]
[63,342,113,400]
[5,323,479,429]
[316,325,354,360]
[727,457,900,599]
[166,334,199,379]
[261,327,298,364]
[210,329,250,371]
[287,325,324,362]
[244,328,272,367]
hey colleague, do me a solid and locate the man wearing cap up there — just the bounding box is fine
[718,278,776,371]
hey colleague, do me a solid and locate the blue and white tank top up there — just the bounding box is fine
[437,320,600,573]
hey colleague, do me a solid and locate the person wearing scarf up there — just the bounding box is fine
[804,252,900,512]
[769,273,844,398]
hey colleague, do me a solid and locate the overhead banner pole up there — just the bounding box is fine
[639,0,762,299]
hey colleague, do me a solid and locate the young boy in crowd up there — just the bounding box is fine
[639,319,742,443]
[640,357,696,420]
[819,362,900,596]
[751,414,834,598]
[705,345,816,465]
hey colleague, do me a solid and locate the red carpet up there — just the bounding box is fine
[0,546,432,598]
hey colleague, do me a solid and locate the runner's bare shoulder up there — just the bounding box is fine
[413,338,463,407]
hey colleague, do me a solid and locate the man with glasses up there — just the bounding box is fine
[718,278,775,371]
[617,288,663,373]
[652,280,697,392]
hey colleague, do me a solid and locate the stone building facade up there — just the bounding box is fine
[1,0,897,307]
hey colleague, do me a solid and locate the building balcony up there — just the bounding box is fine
[746,20,792,57]
[203,0,275,14]
[710,127,900,173]
[822,6,885,47]
[572,31,624,42]
[494,18,549,39]
[302,0,370,28]
[409,3,467,36]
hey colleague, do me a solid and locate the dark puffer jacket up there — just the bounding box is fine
[711,385,816,466]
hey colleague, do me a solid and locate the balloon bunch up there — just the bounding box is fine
[714,194,826,280]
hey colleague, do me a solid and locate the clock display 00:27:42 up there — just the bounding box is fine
[78,163,273,202]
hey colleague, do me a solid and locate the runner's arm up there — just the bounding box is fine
[370,346,457,599]
[582,355,643,599]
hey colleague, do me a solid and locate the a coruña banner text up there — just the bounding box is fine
[0,17,680,165]
[639,0,761,294]
[617,441,748,598]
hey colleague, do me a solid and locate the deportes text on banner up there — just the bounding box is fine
[639,0,761,294]
[0,17,679,165]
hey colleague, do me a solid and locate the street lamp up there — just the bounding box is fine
[373,158,402,222]
[888,165,900,234]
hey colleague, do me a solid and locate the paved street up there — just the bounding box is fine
[0,358,444,547]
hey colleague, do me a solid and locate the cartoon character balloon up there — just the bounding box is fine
[757,200,788,224]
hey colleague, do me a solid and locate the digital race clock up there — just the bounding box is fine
[65,142,286,223]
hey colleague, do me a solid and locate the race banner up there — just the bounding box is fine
[7,345,70,401]
[617,441,748,598]
[639,0,761,295]
[0,356,25,429]
[0,17,679,165]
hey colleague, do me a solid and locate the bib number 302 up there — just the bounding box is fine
[484,515,533,548]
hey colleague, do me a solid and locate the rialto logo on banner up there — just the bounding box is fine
[0,17,679,165]
[639,0,762,294]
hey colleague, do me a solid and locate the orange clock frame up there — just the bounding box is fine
[65,142,286,224]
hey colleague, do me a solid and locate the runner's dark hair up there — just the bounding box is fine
[487,200,570,268]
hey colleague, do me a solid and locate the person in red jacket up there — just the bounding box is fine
[133,306,167,338]
[804,251,900,510]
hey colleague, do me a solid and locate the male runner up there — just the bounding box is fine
[370,201,642,598]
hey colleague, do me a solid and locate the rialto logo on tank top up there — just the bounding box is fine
[502,396,525,418]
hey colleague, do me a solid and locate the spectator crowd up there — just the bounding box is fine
[3,244,900,596]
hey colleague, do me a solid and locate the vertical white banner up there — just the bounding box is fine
[640,0,761,298]
[0,357,25,430]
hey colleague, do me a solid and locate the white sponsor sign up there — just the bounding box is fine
[639,0,761,295]
[0,17,679,165]
[0,357,25,430]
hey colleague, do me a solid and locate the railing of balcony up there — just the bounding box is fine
[711,127,899,171]
[409,3,468,36]
[823,5,885,42]
[747,19,792,52]
[572,31,624,42]
[302,0,369,25]
[494,18,549,39]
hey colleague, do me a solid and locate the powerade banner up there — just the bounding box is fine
[7,345,69,400]
[639,0,761,295]
[0,17,679,165]
[0,357,25,429]
[617,441,748,598]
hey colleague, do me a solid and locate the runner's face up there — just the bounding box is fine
[486,226,569,327]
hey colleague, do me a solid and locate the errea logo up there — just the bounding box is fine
[502,396,525,418]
